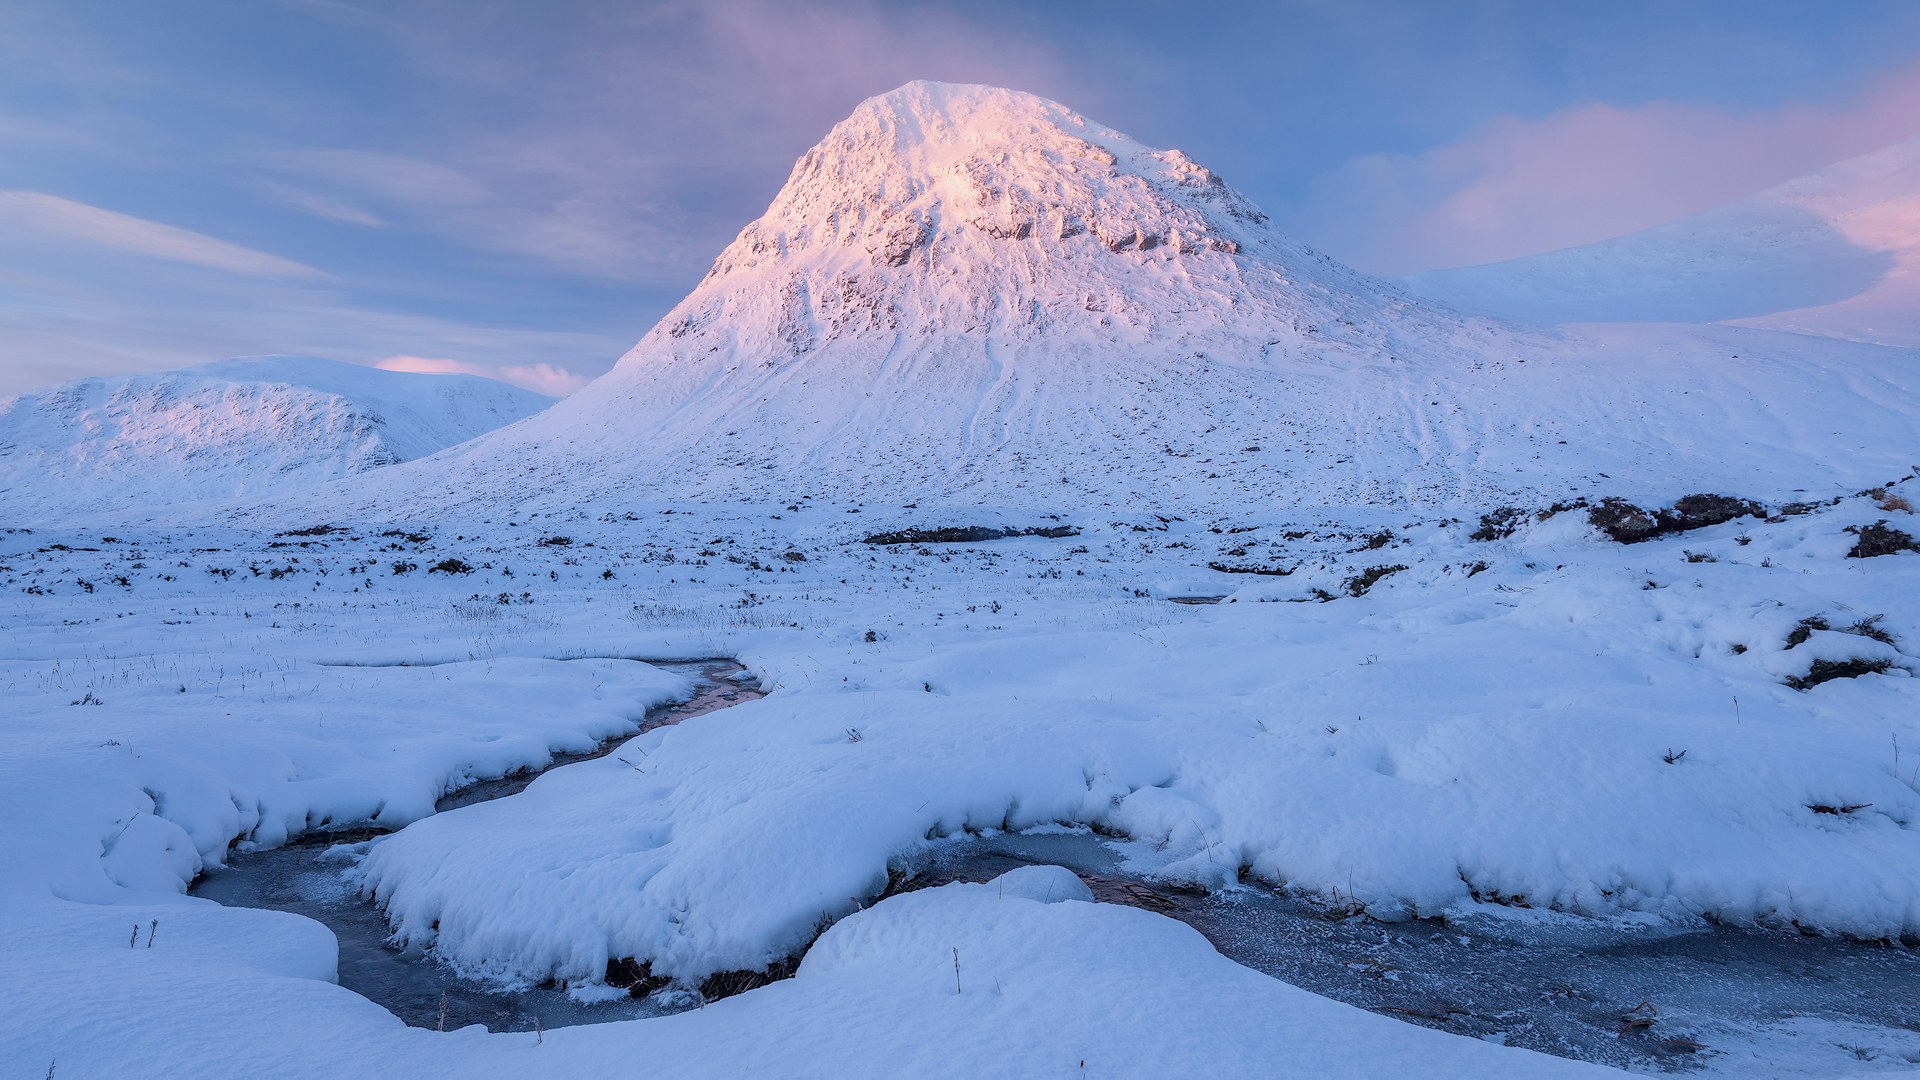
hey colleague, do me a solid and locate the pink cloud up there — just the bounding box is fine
[1297,65,1920,275]
[374,355,587,397]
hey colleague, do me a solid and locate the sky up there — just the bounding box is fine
[3,0,1920,397]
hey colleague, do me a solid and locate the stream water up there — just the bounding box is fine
[189,658,761,1034]
[191,660,1920,1072]
[901,830,1920,1074]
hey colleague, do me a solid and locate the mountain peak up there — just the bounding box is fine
[246,86,1920,522]
[692,81,1275,294]
[848,80,1075,128]
[438,83,1505,511]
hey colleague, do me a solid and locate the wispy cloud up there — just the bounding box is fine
[231,0,1091,284]
[0,191,323,278]
[258,181,386,227]
[375,354,586,396]
[1294,65,1920,275]
[261,148,491,207]
[0,256,627,396]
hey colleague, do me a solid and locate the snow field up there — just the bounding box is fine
[0,487,1915,1075]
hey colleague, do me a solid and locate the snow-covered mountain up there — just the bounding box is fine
[0,357,551,523]
[274,83,1916,522]
[1404,135,1920,347]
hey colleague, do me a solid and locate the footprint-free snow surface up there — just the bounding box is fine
[3,81,1918,1080]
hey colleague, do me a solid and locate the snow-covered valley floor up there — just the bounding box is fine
[4,488,1919,1078]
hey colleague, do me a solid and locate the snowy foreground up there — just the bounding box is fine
[3,488,1919,1078]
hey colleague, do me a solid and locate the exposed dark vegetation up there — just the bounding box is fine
[1787,658,1893,691]
[1471,507,1527,542]
[1589,494,1764,544]
[1782,614,1898,688]
[699,955,807,1000]
[1787,614,1895,649]
[428,559,473,575]
[862,525,1079,545]
[603,957,671,998]
[1846,521,1918,559]
[605,910,827,1005]
[1207,562,1291,576]
[1344,564,1407,597]
[1785,616,1829,649]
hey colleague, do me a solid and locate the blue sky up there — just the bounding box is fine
[4,0,1919,395]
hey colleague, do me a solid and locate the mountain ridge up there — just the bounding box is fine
[221,83,1920,523]
[0,356,551,524]
[1404,134,1920,347]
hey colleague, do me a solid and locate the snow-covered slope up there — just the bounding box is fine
[1405,135,1920,346]
[278,82,1917,523]
[0,357,551,523]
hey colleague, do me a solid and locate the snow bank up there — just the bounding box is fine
[1,867,1615,1078]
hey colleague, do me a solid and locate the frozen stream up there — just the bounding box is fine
[903,831,1920,1075]
[192,663,1918,1071]
[190,659,761,1034]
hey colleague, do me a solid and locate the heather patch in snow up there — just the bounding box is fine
[1847,520,1918,558]
[1587,494,1766,544]
[861,524,1079,545]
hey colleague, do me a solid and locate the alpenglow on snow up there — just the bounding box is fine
[277,81,1920,521]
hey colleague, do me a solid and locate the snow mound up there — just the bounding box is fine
[1405,134,1920,346]
[0,357,551,524]
[984,864,1092,903]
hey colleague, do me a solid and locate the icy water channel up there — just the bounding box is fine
[193,662,1919,1071]
[905,831,1920,1075]
[190,658,761,1035]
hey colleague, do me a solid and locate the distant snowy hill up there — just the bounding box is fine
[0,357,551,523]
[1405,135,1920,346]
[269,83,1916,523]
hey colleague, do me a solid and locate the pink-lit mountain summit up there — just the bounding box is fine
[259,81,1906,523]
